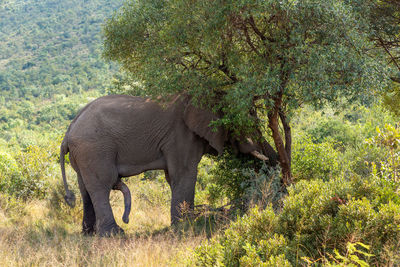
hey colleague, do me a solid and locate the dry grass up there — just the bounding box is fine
[0,174,206,266]
[0,225,202,266]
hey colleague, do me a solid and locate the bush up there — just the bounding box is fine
[193,207,292,266]
[208,151,262,207]
[292,137,341,181]
[307,119,361,149]
[0,151,22,198]
[193,175,400,266]
[303,242,373,266]
[193,157,219,206]
[367,124,400,183]
[198,151,283,211]
[47,178,82,224]
[0,144,58,200]
[0,151,20,179]
[342,142,386,177]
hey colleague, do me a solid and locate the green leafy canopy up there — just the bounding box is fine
[104,0,388,133]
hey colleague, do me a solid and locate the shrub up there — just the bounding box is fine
[293,104,396,150]
[307,119,361,149]
[0,151,20,179]
[0,151,22,197]
[303,242,373,266]
[367,124,400,183]
[0,144,58,200]
[47,178,82,224]
[193,207,292,266]
[343,142,385,177]
[292,137,341,181]
[198,151,283,212]
[207,151,262,207]
[193,175,400,266]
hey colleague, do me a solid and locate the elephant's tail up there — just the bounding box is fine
[60,136,76,208]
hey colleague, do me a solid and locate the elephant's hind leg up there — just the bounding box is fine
[77,172,96,235]
[81,168,124,237]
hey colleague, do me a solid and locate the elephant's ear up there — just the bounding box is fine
[184,104,226,155]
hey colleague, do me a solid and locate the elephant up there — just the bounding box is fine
[60,94,276,236]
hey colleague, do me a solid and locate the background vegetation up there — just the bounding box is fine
[0,0,122,101]
[1,0,400,266]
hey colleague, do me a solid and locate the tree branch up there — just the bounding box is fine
[247,16,277,43]
[219,51,237,82]
[218,62,238,83]
[390,76,400,83]
[377,35,400,71]
[241,21,263,58]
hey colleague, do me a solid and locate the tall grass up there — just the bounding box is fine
[0,171,205,266]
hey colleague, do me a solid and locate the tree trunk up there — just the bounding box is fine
[268,108,292,186]
[279,110,292,165]
[266,57,292,187]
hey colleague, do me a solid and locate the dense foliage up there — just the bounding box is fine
[193,125,400,266]
[103,0,388,183]
[361,0,400,115]
[0,0,122,101]
[196,152,282,212]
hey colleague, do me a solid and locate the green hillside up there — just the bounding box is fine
[0,0,124,145]
[0,0,122,101]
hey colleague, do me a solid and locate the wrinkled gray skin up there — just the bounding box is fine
[60,95,275,236]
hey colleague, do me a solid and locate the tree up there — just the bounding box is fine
[104,0,387,186]
[349,0,400,115]
[370,0,400,116]
[365,0,400,74]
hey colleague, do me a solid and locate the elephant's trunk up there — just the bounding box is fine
[113,181,131,224]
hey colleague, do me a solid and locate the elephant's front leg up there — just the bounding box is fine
[170,170,197,224]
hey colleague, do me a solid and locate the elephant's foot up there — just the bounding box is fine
[82,225,96,236]
[98,223,125,237]
[82,218,96,236]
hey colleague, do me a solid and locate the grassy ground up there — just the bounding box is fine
[0,172,206,266]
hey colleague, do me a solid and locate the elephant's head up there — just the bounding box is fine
[183,100,276,164]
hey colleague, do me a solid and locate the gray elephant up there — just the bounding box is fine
[60,94,276,236]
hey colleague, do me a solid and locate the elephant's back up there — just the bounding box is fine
[86,94,149,110]
[66,94,177,149]
[68,95,156,131]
